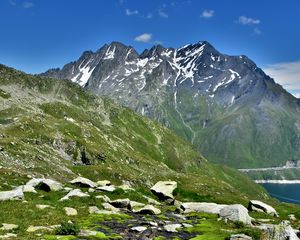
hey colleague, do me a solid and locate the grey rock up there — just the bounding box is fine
[64,207,78,216]
[219,204,252,225]
[133,204,161,215]
[230,234,252,240]
[150,181,177,201]
[60,189,89,201]
[180,202,227,214]
[109,198,130,208]
[0,224,18,231]
[0,188,24,201]
[248,200,278,217]
[70,177,96,188]
[25,178,63,192]
[163,224,182,233]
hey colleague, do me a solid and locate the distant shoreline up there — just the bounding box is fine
[255,180,300,184]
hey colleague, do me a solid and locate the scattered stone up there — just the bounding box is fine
[130,226,147,232]
[163,224,182,233]
[182,223,193,228]
[96,180,111,187]
[25,178,63,192]
[21,185,37,193]
[88,206,116,215]
[129,201,145,210]
[180,202,227,214]
[150,181,177,201]
[96,185,116,192]
[70,177,96,188]
[219,204,252,225]
[60,189,89,201]
[0,188,24,201]
[230,234,252,240]
[64,207,78,216]
[102,203,120,213]
[0,224,18,231]
[88,188,95,193]
[133,204,161,215]
[288,214,297,221]
[79,229,105,237]
[95,195,111,202]
[118,184,134,191]
[26,226,51,233]
[63,187,73,192]
[248,200,278,217]
[0,233,17,239]
[36,204,51,210]
[109,198,130,208]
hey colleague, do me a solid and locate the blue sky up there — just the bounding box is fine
[0,0,300,96]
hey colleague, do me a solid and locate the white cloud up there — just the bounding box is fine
[23,1,33,8]
[158,9,168,18]
[263,61,300,97]
[126,9,139,16]
[8,0,16,6]
[146,13,153,19]
[201,10,214,18]
[134,33,152,43]
[238,16,260,25]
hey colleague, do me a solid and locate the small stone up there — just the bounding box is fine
[64,207,78,216]
[133,204,161,215]
[163,224,182,233]
[95,195,111,202]
[60,189,89,201]
[0,188,24,201]
[96,180,111,187]
[96,185,116,192]
[109,198,130,208]
[0,233,18,239]
[288,214,297,221]
[0,224,19,231]
[102,203,120,213]
[143,195,160,205]
[130,226,147,232]
[36,204,51,210]
[26,226,51,233]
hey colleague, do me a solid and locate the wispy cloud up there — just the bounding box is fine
[134,33,152,43]
[23,1,33,8]
[253,28,262,35]
[263,61,300,97]
[8,0,16,6]
[158,9,168,18]
[238,16,260,25]
[145,13,153,19]
[126,9,138,16]
[201,10,214,19]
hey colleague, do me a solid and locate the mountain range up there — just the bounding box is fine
[42,41,300,168]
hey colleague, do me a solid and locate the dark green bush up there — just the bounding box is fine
[55,222,80,236]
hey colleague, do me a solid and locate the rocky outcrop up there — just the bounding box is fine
[0,188,24,201]
[70,177,96,188]
[179,202,227,214]
[248,200,278,217]
[219,204,252,225]
[257,221,299,240]
[150,181,177,201]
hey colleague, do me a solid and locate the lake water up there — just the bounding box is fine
[261,183,300,205]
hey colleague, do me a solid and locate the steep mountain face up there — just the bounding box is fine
[42,41,300,168]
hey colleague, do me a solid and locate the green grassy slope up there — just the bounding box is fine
[0,64,268,204]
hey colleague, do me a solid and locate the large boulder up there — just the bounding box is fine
[180,202,227,214]
[248,200,278,217]
[70,177,96,188]
[257,221,299,240]
[60,189,89,201]
[25,178,63,192]
[150,181,177,201]
[219,204,252,225]
[0,188,24,201]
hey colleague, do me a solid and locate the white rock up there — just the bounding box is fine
[0,233,18,239]
[96,185,116,192]
[88,206,116,215]
[36,204,51,210]
[60,189,89,201]
[0,224,18,231]
[0,188,24,201]
[102,203,120,213]
[143,195,160,205]
[25,178,63,192]
[129,201,145,210]
[64,207,78,216]
[219,204,252,225]
[248,200,278,217]
[288,214,297,221]
[150,181,177,200]
[79,230,101,237]
[95,195,111,202]
[131,226,147,232]
[230,234,252,240]
[163,224,182,233]
[96,180,111,187]
[180,202,227,214]
[109,198,130,208]
[133,204,161,215]
[70,177,96,188]
[21,185,37,193]
[118,184,134,191]
[26,226,51,232]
